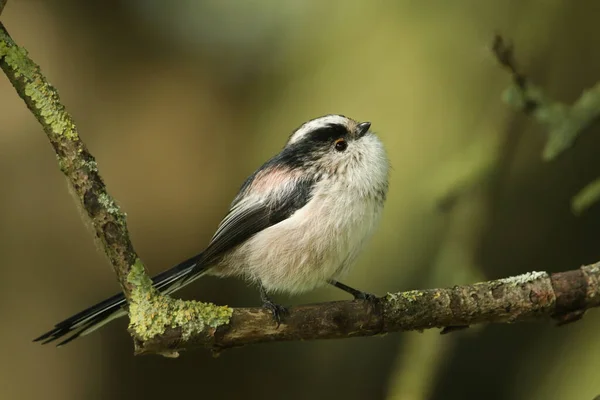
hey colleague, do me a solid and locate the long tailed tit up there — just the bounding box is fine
[35,114,390,346]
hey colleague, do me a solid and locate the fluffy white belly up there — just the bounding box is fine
[216,192,383,294]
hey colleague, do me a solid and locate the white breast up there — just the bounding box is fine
[218,182,383,294]
[214,132,389,294]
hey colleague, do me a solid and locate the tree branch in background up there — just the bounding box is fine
[492,35,600,161]
[493,35,600,214]
[2,21,600,357]
[572,178,600,215]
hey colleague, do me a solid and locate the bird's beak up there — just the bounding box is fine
[356,122,371,137]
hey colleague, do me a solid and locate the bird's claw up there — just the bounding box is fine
[262,300,289,327]
[354,291,377,301]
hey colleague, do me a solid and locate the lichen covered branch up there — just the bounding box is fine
[134,263,600,355]
[0,23,232,355]
[0,21,140,300]
[127,260,232,356]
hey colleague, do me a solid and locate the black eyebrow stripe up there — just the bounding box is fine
[309,123,348,142]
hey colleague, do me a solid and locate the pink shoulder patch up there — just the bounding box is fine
[250,166,300,193]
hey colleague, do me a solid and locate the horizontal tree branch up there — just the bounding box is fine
[136,263,600,355]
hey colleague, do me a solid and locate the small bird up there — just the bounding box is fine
[35,114,390,346]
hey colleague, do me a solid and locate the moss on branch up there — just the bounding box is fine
[131,263,600,355]
[0,22,139,297]
[0,22,233,357]
[127,260,232,355]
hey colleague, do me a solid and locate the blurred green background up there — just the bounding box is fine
[1,1,600,399]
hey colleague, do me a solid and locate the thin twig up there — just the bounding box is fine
[492,35,531,97]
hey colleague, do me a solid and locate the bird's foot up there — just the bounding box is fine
[352,291,378,301]
[262,300,289,327]
[328,279,378,302]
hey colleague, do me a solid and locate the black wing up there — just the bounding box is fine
[34,161,316,345]
[190,173,315,272]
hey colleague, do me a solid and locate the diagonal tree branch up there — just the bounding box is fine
[0,22,232,357]
[2,22,600,357]
[0,21,139,302]
[492,35,600,162]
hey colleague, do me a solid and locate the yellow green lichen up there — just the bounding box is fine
[127,259,233,342]
[81,158,98,173]
[98,193,121,215]
[0,29,79,140]
[387,290,424,303]
[0,38,31,78]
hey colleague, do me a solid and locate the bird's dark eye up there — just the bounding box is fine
[334,138,347,152]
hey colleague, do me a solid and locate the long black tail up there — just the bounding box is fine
[34,254,208,346]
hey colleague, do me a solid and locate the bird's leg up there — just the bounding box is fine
[258,280,288,327]
[328,279,377,301]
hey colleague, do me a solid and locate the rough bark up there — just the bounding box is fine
[0,21,142,303]
[134,264,600,355]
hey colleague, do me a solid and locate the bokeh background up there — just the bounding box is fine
[1,1,600,399]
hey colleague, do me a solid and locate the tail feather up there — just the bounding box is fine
[35,254,208,346]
